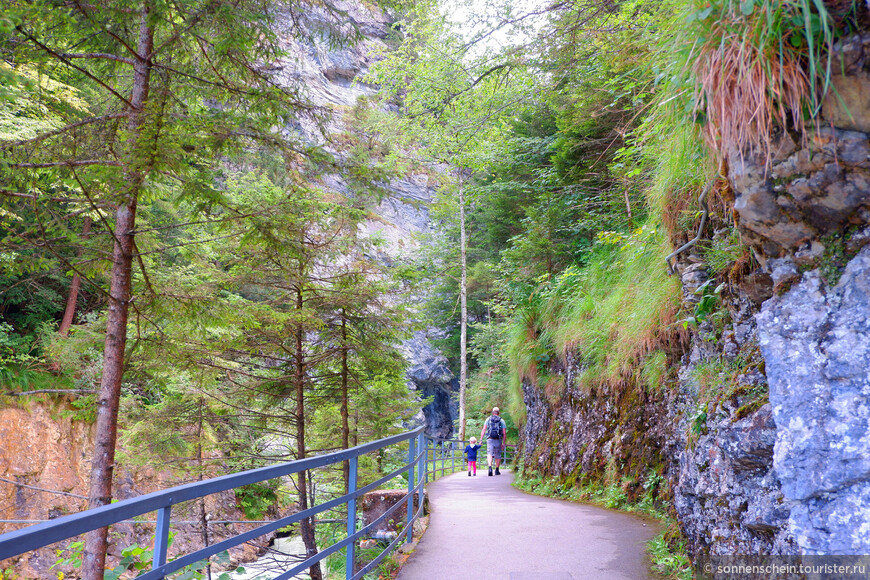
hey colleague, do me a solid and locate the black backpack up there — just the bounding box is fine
[487,416,503,440]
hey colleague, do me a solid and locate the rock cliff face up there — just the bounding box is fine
[518,33,870,559]
[757,247,870,554]
[275,0,438,257]
[729,33,870,555]
[280,1,456,437]
[518,273,798,558]
[0,400,260,578]
[402,331,458,440]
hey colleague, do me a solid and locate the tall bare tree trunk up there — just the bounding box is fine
[295,286,322,580]
[82,7,153,578]
[58,216,92,337]
[197,398,212,580]
[458,170,467,442]
[340,312,350,494]
[352,405,359,447]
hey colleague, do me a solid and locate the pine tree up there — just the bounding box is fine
[1,2,332,575]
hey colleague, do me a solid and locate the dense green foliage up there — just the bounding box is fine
[0,3,419,575]
[365,0,858,430]
[364,0,859,573]
[363,0,686,429]
[1,0,862,575]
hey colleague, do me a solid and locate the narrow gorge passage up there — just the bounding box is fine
[397,471,659,580]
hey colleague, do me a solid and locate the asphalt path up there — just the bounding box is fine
[396,468,660,580]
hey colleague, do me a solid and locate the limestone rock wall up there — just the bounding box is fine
[757,246,870,554]
[725,32,870,555]
[402,331,457,440]
[518,261,798,557]
[520,350,674,490]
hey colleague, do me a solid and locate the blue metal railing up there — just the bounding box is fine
[0,427,426,580]
[425,439,515,480]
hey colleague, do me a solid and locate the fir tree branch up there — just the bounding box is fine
[2,389,94,397]
[0,189,100,203]
[69,0,143,61]
[15,26,135,109]
[0,113,128,150]
[10,160,123,168]
[59,52,136,65]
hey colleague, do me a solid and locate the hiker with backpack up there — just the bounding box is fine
[480,407,507,476]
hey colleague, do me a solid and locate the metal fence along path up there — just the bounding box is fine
[0,433,524,579]
[0,428,427,580]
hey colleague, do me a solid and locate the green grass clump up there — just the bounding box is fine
[561,228,681,383]
[661,0,844,165]
[648,525,694,580]
[505,222,682,411]
[639,350,669,393]
[701,227,746,275]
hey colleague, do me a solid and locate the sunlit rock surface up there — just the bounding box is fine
[272,1,455,435]
[758,245,870,554]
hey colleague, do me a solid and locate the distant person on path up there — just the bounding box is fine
[481,407,507,476]
[464,437,481,476]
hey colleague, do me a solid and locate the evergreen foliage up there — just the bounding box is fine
[0,0,857,575]
[0,1,418,577]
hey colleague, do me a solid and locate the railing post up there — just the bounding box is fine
[423,438,429,484]
[451,440,455,473]
[345,455,358,580]
[406,437,415,544]
[152,506,171,579]
[417,433,426,516]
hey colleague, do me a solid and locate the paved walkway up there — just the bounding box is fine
[397,469,659,580]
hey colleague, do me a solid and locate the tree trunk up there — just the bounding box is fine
[58,216,92,337]
[197,398,212,580]
[81,7,153,578]
[352,405,359,447]
[340,311,350,494]
[458,171,467,442]
[295,286,322,580]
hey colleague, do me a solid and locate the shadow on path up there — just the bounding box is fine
[396,469,660,580]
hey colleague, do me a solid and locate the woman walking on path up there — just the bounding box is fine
[480,407,507,476]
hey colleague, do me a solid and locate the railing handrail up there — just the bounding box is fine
[0,426,426,579]
[422,438,515,482]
